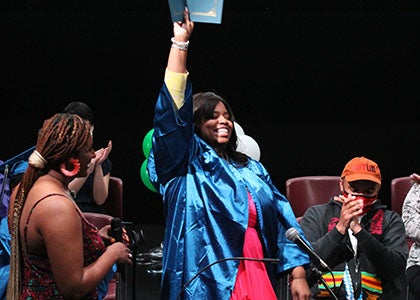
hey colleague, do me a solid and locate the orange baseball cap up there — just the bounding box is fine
[341,156,381,184]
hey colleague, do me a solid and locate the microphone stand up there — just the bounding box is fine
[0,146,35,211]
[310,265,338,300]
[0,165,9,212]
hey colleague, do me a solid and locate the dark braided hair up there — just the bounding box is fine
[17,113,92,202]
[8,113,92,298]
[193,92,248,166]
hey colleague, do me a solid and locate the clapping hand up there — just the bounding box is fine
[410,173,420,184]
[87,140,112,175]
[335,193,363,234]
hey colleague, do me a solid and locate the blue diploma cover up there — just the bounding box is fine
[168,0,224,24]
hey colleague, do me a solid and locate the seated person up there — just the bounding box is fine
[300,156,408,299]
[7,114,131,299]
[63,101,113,214]
[402,173,420,300]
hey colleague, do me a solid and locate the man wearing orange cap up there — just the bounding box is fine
[300,156,408,299]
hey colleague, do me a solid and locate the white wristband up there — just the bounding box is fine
[171,37,189,51]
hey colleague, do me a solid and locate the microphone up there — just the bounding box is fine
[109,217,125,280]
[109,218,123,242]
[286,227,329,271]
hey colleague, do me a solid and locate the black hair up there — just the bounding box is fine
[193,92,248,166]
[62,101,94,125]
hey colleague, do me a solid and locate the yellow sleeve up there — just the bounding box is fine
[164,69,189,109]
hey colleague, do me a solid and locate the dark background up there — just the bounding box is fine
[1,1,420,225]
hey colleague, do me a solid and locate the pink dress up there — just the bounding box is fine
[230,192,278,300]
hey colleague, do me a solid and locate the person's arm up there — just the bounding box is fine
[68,141,112,206]
[166,8,192,74]
[164,7,194,109]
[355,211,408,280]
[91,141,112,205]
[300,204,350,268]
[147,8,195,187]
[403,173,420,243]
[91,164,110,206]
[37,195,132,298]
[289,266,312,299]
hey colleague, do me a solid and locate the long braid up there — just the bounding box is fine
[7,113,92,299]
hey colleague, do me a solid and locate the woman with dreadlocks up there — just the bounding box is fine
[7,113,132,299]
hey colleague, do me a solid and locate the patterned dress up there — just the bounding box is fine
[20,193,105,299]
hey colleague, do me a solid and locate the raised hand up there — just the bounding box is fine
[410,173,420,184]
[173,7,194,42]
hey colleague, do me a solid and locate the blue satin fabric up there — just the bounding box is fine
[148,82,310,300]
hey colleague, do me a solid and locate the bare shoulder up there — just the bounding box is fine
[20,183,82,248]
[24,184,80,227]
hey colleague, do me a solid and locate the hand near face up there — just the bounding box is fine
[96,140,112,164]
[335,194,363,234]
[86,140,112,175]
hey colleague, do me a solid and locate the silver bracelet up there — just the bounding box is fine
[171,37,189,51]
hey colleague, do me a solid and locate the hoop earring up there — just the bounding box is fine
[60,158,80,177]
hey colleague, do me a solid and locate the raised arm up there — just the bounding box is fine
[68,141,112,206]
[148,8,195,187]
[165,8,194,110]
[166,8,194,73]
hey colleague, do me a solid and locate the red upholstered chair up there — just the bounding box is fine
[102,176,124,219]
[285,176,341,220]
[391,176,414,216]
[277,176,340,299]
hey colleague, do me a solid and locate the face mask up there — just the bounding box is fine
[343,192,377,214]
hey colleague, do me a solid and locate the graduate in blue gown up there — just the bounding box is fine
[148,8,312,300]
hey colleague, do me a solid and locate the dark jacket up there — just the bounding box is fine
[300,198,408,300]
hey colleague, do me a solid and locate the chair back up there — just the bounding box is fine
[391,176,414,216]
[103,176,123,219]
[83,212,113,229]
[286,175,341,218]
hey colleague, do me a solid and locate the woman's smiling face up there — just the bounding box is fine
[199,101,233,150]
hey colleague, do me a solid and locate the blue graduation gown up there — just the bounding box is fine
[148,81,310,300]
